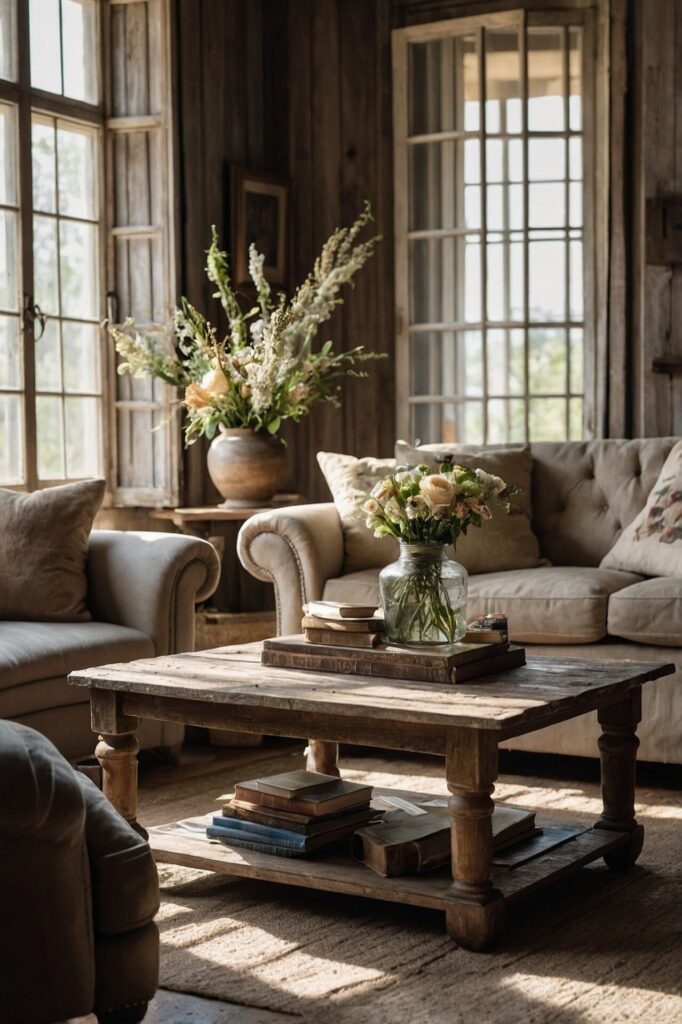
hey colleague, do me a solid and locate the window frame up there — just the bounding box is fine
[0,0,106,492]
[392,6,598,445]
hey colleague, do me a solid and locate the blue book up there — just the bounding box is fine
[210,817,307,850]
[206,827,305,858]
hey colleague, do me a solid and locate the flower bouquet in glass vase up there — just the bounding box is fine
[362,464,517,646]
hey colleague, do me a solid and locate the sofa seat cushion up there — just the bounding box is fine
[0,621,154,690]
[468,567,644,643]
[323,566,643,643]
[607,577,682,646]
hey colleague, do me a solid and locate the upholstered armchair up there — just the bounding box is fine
[0,720,160,1024]
[0,530,221,759]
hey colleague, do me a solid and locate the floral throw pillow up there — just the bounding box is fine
[600,440,682,576]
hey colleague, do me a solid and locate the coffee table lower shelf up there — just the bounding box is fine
[149,815,630,916]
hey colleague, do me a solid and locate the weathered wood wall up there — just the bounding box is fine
[171,0,682,514]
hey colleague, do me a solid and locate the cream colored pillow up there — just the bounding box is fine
[600,440,682,576]
[317,452,398,573]
[395,441,545,574]
[0,479,105,621]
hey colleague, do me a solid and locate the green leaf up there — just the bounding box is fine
[266,416,281,435]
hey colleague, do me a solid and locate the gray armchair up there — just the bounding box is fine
[0,720,160,1024]
[0,530,220,760]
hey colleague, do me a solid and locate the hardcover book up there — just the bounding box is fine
[304,628,383,649]
[224,798,373,830]
[234,777,372,816]
[262,635,525,684]
[255,769,340,798]
[305,601,378,619]
[302,614,385,633]
[209,814,375,853]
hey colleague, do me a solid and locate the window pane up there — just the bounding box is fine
[569,327,583,393]
[570,239,583,319]
[0,0,16,82]
[488,397,526,443]
[412,400,483,445]
[62,0,98,103]
[34,318,61,392]
[409,35,478,135]
[486,236,524,321]
[569,28,582,131]
[529,182,565,228]
[32,114,56,213]
[569,397,583,440]
[485,27,521,134]
[36,394,65,479]
[410,236,480,323]
[411,140,480,231]
[59,220,98,318]
[0,208,18,311]
[529,397,566,440]
[0,313,19,387]
[411,330,482,398]
[527,29,564,132]
[0,102,16,205]
[529,234,565,321]
[529,138,565,182]
[487,328,524,396]
[65,395,100,476]
[0,392,22,483]
[62,321,99,392]
[57,122,97,219]
[529,328,567,394]
[33,214,60,315]
[30,0,62,94]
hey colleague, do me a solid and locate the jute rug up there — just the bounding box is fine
[139,749,682,1024]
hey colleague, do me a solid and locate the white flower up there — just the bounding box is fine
[420,474,456,513]
[371,478,396,501]
[384,496,405,523]
[475,468,506,496]
[200,363,230,397]
[363,498,380,514]
[405,494,427,519]
[394,469,421,485]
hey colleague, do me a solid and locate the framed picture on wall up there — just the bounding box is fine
[232,167,289,288]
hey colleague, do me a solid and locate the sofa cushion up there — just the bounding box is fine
[395,440,544,573]
[608,577,682,647]
[317,452,398,573]
[467,567,644,643]
[0,478,105,622]
[0,621,154,690]
[600,440,682,576]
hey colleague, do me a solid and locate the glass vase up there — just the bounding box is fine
[379,542,468,646]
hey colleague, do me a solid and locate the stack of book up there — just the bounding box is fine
[207,769,377,858]
[301,600,385,649]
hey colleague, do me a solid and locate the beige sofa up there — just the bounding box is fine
[0,530,220,760]
[238,438,681,765]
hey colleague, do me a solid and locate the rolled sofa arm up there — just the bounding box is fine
[237,503,344,635]
[87,530,221,655]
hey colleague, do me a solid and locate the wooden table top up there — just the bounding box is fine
[149,495,301,523]
[69,642,674,736]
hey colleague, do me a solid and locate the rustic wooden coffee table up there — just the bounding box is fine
[69,644,673,950]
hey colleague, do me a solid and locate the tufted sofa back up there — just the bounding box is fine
[530,438,678,566]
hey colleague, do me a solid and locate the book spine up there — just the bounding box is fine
[212,816,305,844]
[261,648,450,684]
[304,628,382,648]
[207,830,304,858]
[207,824,307,852]
[453,646,526,683]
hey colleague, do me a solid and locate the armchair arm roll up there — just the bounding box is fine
[238,503,344,635]
[87,530,221,655]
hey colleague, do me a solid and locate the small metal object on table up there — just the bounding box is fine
[69,646,673,951]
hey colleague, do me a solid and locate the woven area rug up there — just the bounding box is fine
[140,749,682,1024]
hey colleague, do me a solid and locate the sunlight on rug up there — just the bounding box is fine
[140,751,682,1024]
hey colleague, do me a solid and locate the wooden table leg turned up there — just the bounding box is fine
[595,689,644,869]
[445,730,504,950]
[91,689,147,838]
[306,739,340,777]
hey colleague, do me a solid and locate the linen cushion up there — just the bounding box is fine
[395,441,544,573]
[467,566,643,643]
[317,452,398,573]
[600,441,682,576]
[0,479,105,622]
[607,577,682,647]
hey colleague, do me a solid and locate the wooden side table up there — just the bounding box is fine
[150,494,301,614]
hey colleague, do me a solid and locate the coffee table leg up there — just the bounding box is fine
[306,739,340,777]
[595,689,644,869]
[445,730,504,950]
[91,689,147,839]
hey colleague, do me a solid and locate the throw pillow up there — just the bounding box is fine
[394,441,545,574]
[317,452,398,573]
[0,478,105,621]
[600,440,682,576]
